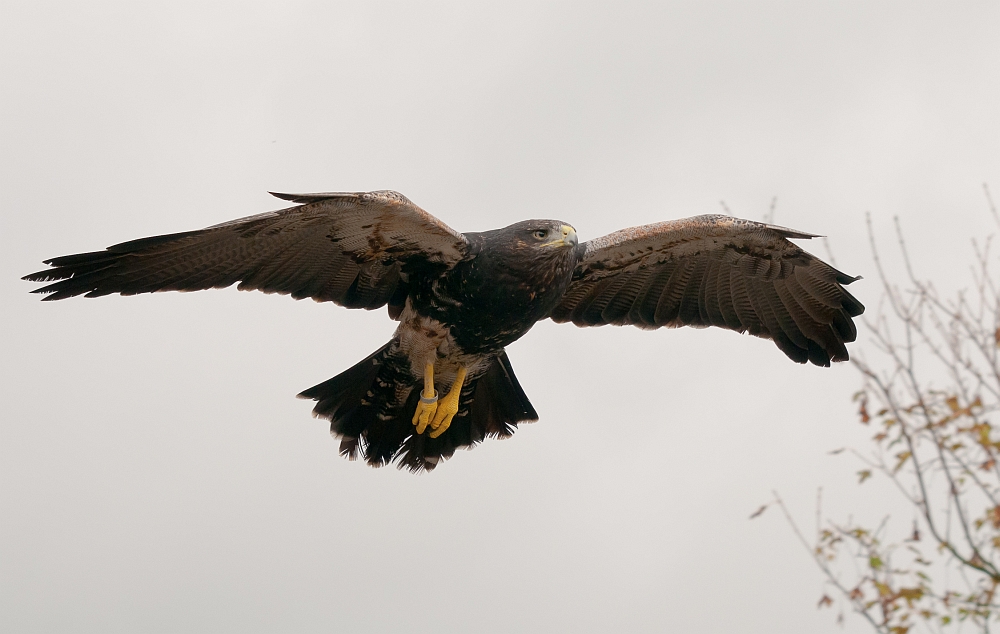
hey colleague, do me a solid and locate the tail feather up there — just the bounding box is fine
[394,351,538,471]
[298,342,390,430]
[472,351,538,439]
[299,344,537,472]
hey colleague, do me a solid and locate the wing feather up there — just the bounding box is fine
[579,275,630,326]
[701,257,725,326]
[654,258,695,325]
[24,190,468,310]
[600,266,652,324]
[551,214,864,365]
[713,257,743,332]
[678,254,709,326]
[630,260,677,327]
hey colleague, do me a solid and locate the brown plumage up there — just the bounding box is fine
[24,192,864,471]
[26,191,466,306]
[551,215,863,366]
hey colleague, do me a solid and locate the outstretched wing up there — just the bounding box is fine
[549,214,864,366]
[24,190,468,311]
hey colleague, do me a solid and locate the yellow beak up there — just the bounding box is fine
[542,225,578,248]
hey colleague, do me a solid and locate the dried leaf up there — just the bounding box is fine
[894,451,912,473]
[980,424,993,446]
[858,470,873,484]
[849,586,864,601]
[817,594,833,608]
[946,396,961,413]
[749,505,768,519]
[991,506,1000,529]
[981,458,996,472]
[898,587,924,605]
[828,448,845,455]
[859,397,871,424]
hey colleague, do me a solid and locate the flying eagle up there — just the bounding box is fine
[24,190,864,471]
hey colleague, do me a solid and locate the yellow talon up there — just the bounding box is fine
[412,362,438,434]
[429,367,467,438]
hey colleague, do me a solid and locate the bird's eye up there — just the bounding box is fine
[533,230,548,240]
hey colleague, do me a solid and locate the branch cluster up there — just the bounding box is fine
[776,187,1000,633]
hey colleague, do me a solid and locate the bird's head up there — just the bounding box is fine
[498,220,579,251]
[468,219,582,284]
[469,219,582,288]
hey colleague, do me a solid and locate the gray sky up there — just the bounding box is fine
[2,2,999,632]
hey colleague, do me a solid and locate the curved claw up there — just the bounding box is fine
[428,397,459,438]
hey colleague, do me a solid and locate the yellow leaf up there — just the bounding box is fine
[898,587,924,605]
[894,451,912,472]
[858,470,872,484]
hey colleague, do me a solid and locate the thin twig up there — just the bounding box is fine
[773,492,888,632]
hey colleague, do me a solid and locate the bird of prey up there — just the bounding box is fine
[24,190,864,471]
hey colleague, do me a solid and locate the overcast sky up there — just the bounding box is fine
[3,2,999,632]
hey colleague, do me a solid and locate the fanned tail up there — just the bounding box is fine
[298,344,538,472]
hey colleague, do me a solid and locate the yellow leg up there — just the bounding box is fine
[412,362,438,434]
[428,367,467,438]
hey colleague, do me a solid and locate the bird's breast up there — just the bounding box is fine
[393,300,493,381]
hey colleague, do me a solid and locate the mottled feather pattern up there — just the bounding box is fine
[23,191,467,306]
[25,192,864,471]
[551,214,863,366]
